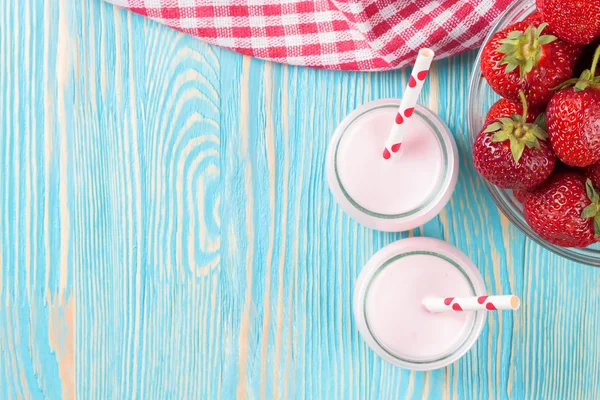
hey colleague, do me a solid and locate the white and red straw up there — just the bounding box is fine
[422,295,521,313]
[383,48,435,160]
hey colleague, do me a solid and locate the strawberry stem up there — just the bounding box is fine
[518,91,528,122]
[524,28,536,58]
[591,45,600,79]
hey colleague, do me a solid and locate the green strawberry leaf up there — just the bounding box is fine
[507,31,523,40]
[586,179,595,199]
[580,70,592,81]
[553,78,580,91]
[500,55,519,64]
[534,113,547,131]
[529,125,548,140]
[523,137,541,150]
[537,35,557,45]
[510,137,525,163]
[512,113,523,123]
[491,131,510,142]
[523,58,534,75]
[595,215,600,237]
[535,23,549,36]
[505,63,519,73]
[498,43,516,54]
[500,54,518,65]
[582,204,598,219]
[575,80,590,92]
[499,117,514,126]
[499,38,520,46]
[484,122,503,133]
[586,179,600,203]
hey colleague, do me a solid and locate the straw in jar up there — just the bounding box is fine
[422,295,521,312]
[383,48,435,160]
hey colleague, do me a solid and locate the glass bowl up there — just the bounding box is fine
[467,0,600,266]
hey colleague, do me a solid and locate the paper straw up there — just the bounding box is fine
[422,295,521,313]
[382,48,435,160]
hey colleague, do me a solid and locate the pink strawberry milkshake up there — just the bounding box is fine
[353,237,487,370]
[326,99,458,232]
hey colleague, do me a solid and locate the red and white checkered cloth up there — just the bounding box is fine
[106,0,514,71]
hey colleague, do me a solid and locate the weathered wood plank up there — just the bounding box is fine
[1,1,600,398]
[0,0,74,398]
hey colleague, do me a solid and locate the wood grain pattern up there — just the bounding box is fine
[1,0,600,398]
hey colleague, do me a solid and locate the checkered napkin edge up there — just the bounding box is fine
[106,0,514,71]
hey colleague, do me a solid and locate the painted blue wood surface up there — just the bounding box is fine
[1,0,600,398]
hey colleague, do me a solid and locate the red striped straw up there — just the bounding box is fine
[422,295,521,312]
[382,48,435,160]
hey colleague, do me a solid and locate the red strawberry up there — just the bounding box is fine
[523,173,600,247]
[485,98,540,123]
[473,93,556,190]
[537,0,600,45]
[513,189,530,203]
[522,11,547,27]
[546,46,600,167]
[481,21,581,108]
[585,162,600,188]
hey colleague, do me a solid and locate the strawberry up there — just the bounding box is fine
[481,21,581,108]
[522,11,547,27]
[585,162,600,188]
[513,190,530,204]
[537,0,600,45]
[523,173,600,247]
[546,46,600,167]
[473,93,556,190]
[485,98,540,123]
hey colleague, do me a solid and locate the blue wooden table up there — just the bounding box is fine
[2,0,600,398]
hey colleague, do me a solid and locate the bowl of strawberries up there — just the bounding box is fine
[468,0,600,265]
